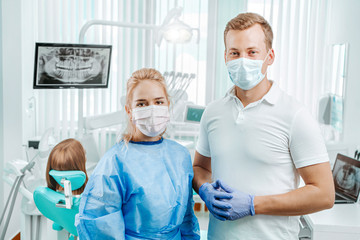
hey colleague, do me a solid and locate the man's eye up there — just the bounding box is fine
[156,101,164,105]
[230,52,239,55]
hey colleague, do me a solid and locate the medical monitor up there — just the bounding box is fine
[332,153,360,202]
[184,104,205,123]
[33,43,112,89]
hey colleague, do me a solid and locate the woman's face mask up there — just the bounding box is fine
[226,50,271,90]
[132,105,170,137]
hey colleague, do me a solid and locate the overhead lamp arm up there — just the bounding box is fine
[79,20,157,44]
[78,7,196,46]
[158,7,183,29]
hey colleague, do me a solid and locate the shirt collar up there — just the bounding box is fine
[263,81,281,105]
[129,137,163,145]
[225,81,281,105]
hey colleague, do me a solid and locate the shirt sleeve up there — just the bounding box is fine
[180,176,200,239]
[75,172,125,240]
[196,108,211,157]
[289,108,329,168]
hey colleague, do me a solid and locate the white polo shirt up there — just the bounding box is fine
[196,82,329,240]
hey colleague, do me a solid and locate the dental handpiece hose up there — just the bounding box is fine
[0,158,36,240]
[0,175,25,240]
[21,160,36,174]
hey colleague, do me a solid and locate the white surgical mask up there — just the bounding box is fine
[132,105,170,137]
[226,51,270,90]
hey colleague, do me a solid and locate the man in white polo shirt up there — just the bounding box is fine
[193,12,335,239]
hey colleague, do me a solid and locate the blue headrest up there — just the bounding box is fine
[33,187,80,236]
[49,170,86,191]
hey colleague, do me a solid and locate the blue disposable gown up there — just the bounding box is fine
[75,138,200,240]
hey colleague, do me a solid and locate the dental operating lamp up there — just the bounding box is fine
[78,7,199,47]
[77,7,199,138]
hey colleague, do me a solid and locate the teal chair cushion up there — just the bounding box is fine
[34,170,86,236]
[49,170,86,191]
[33,186,81,236]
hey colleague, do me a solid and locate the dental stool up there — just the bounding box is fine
[33,170,86,240]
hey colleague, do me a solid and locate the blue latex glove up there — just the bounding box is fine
[198,181,233,221]
[217,180,255,220]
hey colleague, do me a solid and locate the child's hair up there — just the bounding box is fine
[46,138,88,195]
[122,68,170,143]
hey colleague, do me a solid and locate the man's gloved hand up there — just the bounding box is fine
[198,181,233,221]
[217,180,255,220]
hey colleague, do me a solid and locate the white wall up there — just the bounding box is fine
[328,0,360,154]
[1,0,23,239]
[0,0,4,217]
[21,0,37,140]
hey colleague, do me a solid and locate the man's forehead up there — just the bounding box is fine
[225,24,266,48]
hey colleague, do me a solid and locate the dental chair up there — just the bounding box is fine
[33,170,86,240]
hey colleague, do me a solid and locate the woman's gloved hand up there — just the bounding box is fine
[198,181,233,221]
[217,180,255,220]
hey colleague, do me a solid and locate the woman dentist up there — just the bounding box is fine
[75,68,200,239]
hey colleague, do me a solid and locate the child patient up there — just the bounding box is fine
[46,138,88,195]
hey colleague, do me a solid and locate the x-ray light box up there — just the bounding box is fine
[33,42,112,89]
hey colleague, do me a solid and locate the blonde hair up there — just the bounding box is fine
[224,12,273,50]
[46,138,88,195]
[122,68,170,143]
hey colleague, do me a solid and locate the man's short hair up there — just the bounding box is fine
[224,12,273,50]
